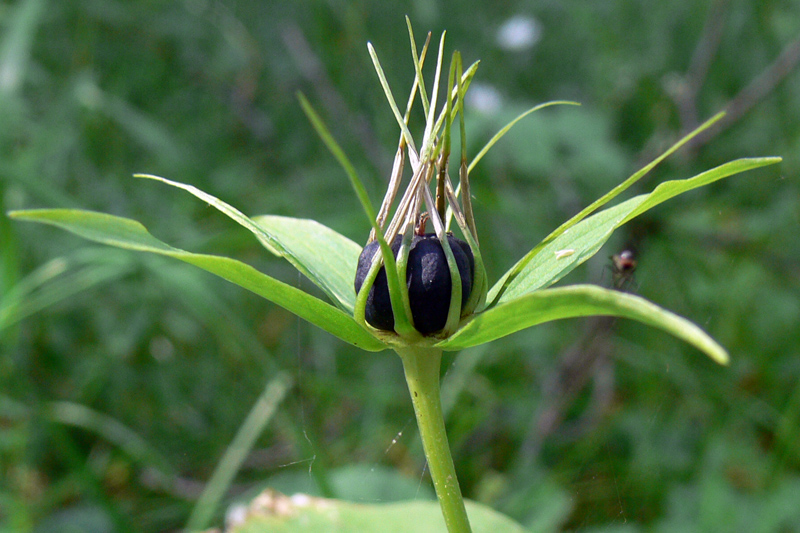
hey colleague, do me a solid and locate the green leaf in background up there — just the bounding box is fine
[490,156,782,304]
[0,248,135,332]
[252,215,362,313]
[187,372,293,532]
[227,490,528,533]
[0,0,46,94]
[134,174,362,313]
[261,464,437,503]
[438,284,728,364]
[8,209,386,352]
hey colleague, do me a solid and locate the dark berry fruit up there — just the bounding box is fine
[354,235,403,332]
[354,233,474,335]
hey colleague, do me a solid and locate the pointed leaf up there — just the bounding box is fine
[488,113,725,305]
[618,156,781,225]
[253,215,362,314]
[438,284,728,364]
[490,157,781,304]
[490,196,639,303]
[8,209,386,352]
[134,174,362,313]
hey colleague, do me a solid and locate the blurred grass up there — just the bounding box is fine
[2,1,799,531]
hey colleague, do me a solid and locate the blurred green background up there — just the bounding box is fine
[2,1,798,531]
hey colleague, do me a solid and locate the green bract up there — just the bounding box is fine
[7,18,782,533]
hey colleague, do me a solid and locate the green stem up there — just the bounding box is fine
[396,346,471,533]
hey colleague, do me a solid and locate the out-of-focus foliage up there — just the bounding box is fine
[1,1,797,531]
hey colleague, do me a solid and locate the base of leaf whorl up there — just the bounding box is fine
[354,233,474,335]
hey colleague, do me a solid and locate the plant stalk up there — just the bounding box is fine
[396,346,471,533]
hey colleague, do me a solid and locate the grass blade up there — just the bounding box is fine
[185,372,293,531]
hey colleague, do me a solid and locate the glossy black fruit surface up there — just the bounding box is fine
[354,233,474,335]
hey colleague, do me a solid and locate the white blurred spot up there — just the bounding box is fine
[496,15,541,51]
[465,82,503,114]
[290,493,312,507]
[555,249,575,259]
[225,503,248,527]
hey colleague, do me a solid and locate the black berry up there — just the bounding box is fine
[354,233,474,335]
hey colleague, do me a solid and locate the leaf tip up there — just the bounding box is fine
[133,173,163,181]
[7,209,22,219]
[6,209,48,221]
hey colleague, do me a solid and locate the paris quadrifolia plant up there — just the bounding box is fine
[9,19,781,533]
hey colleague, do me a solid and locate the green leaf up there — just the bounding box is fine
[438,284,729,365]
[617,156,781,225]
[252,215,362,314]
[134,174,362,313]
[490,197,639,303]
[228,490,528,533]
[487,113,725,306]
[327,464,436,502]
[8,209,386,352]
[490,156,782,304]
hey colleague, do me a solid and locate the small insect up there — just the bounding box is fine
[555,248,575,259]
[610,249,637,291]
[611,249,637,273]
